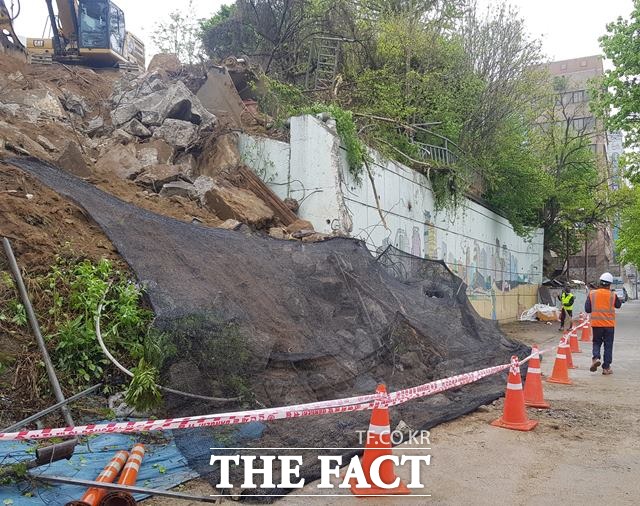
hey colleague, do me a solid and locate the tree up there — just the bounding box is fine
[151,0,205,65]
[617,187,640,267]
[594,0,640,181]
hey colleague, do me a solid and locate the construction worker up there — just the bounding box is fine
[557,285,575,331]
[585,272,622,375]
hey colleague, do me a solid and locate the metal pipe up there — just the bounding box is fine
[2,383,101,433]
[31,475,221,503]
[2,237,74,427]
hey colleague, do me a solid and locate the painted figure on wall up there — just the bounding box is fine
[411,226,421,257]
[423,211,437,259]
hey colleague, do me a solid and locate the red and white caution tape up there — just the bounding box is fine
[2,337,572,441]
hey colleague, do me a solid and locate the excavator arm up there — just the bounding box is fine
[0,0,27,60]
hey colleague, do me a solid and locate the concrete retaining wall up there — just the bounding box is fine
[239,115,544,321]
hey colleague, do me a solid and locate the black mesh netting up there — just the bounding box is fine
[10,158,529,500]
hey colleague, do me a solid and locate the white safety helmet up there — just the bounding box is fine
[599,272,614,284]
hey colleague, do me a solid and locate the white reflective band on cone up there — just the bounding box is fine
[556,354,565,359]
[506,382,523,390]
[368,423,390,435]
[528,367,541,374]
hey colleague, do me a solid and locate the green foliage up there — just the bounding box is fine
[595,1,640,180]
[297,104,367,181]
[125,359,162,412]
[617,187,640,267]
[43,257,151,388]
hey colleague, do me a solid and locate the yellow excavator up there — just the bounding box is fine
[1,0,144,68]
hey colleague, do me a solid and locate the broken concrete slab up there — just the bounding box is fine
[152,118,198,149]
[196,67,246,128]
[56,142,92,178]
[159,180,196,199]
[135,164,184,189]
[123,118,152,138]
[94,143,142,179]
[135,139,175,167]
[204,184,274,228]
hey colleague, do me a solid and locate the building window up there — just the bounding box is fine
[572,117,585,130]
[572,90,586,103]
[590,144,598,154]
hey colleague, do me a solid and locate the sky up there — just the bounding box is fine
[10,0,635,62]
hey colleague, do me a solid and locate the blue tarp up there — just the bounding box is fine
[0,430,199,505]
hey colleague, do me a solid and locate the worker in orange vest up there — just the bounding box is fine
[585,272,622,375]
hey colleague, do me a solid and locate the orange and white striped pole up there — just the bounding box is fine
[99,444,145,506]
[66,450,129,506]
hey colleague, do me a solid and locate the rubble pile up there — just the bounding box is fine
[0,54,324,241]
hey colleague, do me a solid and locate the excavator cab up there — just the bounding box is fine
[28,0,144,68]
[78,0,124,56]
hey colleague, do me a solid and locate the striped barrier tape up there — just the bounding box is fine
[1,331,578,442]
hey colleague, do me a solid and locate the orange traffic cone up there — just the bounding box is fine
[568,330,582,353]
[523,345,550,409]
[350,385,410,496]
[580,318,592,342]
[99,444,145,506]
[547,344,572,385]
[66,450,129,506]
[491,356,538,431]
[561,337,576,369]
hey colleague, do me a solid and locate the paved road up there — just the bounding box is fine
[289,300,640,504]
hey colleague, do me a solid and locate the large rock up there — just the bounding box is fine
[204,185,274,228]
[135,164,184,188]
[159,180,196,199]
[61,91,89,117]
[198,133,241,178]
[286,219,315,234]
[148,53,182,74]
[94,144,143,179]
[192,175,215,203]
[111,80,216,130]
[123,118,152,138]
[1,89,65,120]
[135,139,174,167]
[56,142,92,178]
[152,119,198,149]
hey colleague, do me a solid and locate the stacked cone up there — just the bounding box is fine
[491,356,538,431]
[350,384,410,496]
[523,345,550,409]
[547,341,572,385]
